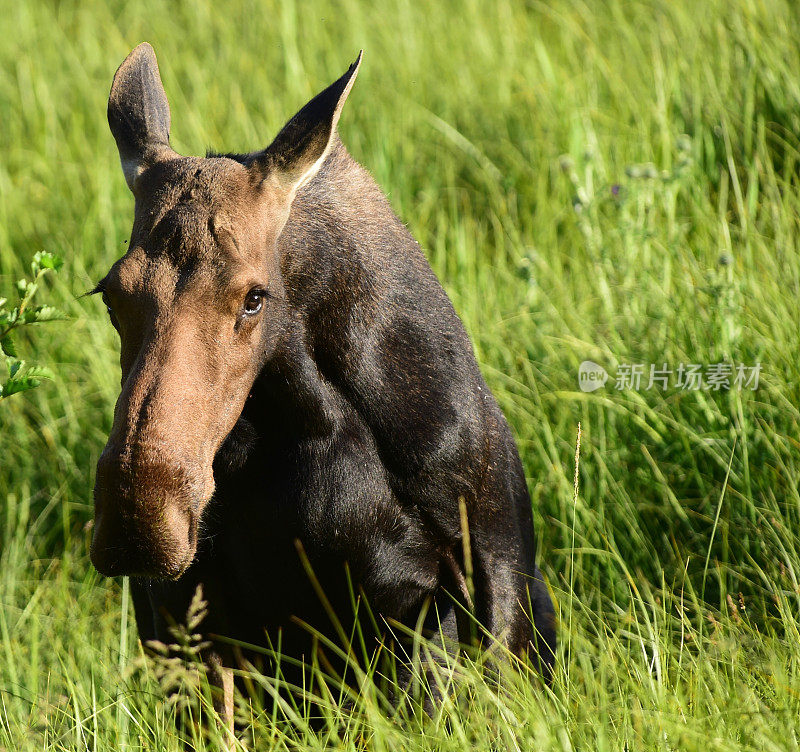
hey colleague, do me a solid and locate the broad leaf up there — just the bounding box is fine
[0,335,17,357]
[21,305,69,324]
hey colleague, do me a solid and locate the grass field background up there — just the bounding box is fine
[2,0,800,748]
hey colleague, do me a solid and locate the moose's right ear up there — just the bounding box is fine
[107,43,175,191]
[248,52,362,202]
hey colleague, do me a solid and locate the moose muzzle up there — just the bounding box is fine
[89,318,233,580]
[91,443,208,578]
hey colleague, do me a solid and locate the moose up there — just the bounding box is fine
[90,43,555,720]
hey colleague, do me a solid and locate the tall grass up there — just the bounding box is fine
[2,0,800,748]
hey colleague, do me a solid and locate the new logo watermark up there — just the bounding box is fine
[577,362,761,392]
[578,361,609,392]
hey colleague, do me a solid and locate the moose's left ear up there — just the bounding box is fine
[108,43,176,191]
[249,51,362,199]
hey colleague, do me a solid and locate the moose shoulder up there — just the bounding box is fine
[91,43,555,710]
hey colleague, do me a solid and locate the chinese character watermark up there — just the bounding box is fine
[578,362,761,393]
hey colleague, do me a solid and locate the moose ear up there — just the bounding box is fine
[108,43,175,191]
[249,51,362,198]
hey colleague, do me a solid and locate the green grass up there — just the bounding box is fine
[3,0,800,748]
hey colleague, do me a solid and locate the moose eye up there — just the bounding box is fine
[102,293,119,329]
[243,288,266,316]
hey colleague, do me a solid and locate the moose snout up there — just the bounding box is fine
[91,448,206,579]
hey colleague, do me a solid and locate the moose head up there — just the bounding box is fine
[90,44,361,579]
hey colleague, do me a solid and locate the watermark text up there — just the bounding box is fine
[578,361,760,393]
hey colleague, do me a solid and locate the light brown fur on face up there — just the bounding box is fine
[92,158,283,577]
[91,44,360,577]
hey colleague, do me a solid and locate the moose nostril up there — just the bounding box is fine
[90,510,120,575]
[187,512,198,549]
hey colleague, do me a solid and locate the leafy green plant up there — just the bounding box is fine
[0,251,66,401]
